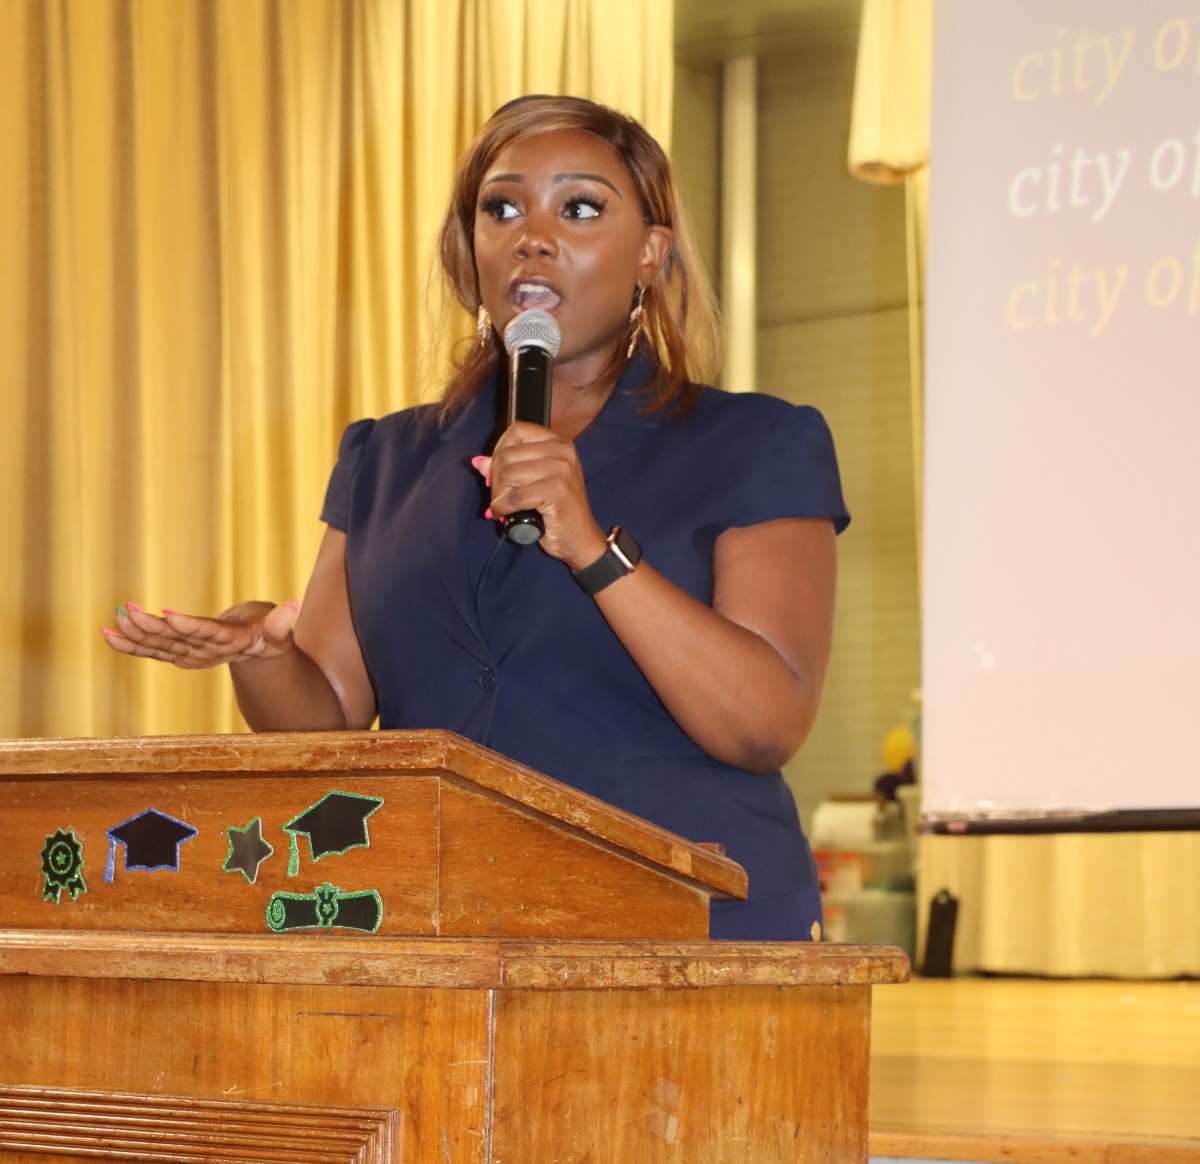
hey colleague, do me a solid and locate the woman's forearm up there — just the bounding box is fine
[591,519,837,773]
[595,569,820,771]
[229,645,360,732]
[228,536,378,732]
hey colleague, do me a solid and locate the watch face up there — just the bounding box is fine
[573,527,641,595]
[610,526,642,571]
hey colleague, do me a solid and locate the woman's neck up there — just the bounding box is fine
[549,377,616,441]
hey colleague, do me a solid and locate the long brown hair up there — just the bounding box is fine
[436,94,721,417]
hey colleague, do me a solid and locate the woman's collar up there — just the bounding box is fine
[582,351,665,433]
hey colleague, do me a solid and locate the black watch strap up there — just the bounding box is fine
[572,526,642,595]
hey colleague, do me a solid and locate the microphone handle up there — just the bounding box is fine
[504,345,553,545]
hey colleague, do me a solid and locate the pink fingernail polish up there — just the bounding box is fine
[127,601,144,613]
[100,627,116,638]
[484,508,494,520]
[162,608,177,617]
[471,456,487,469]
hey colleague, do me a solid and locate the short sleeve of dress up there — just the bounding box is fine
[319,418,377,531]
[724,401,850,534]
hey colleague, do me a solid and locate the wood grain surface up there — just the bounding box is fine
[0,729,747,901]
[492,983,872,1163]
[0,976,490,1163]
[0,936,906,1162]
[0,1086,395,1162]
[437,782,709,938]
[0,929,909,989]
[0,731,908,1161]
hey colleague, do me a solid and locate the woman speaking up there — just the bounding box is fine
[104,95,849,940]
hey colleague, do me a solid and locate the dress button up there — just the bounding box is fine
[477,666,497,693]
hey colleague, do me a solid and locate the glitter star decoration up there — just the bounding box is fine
[223,816,274,884]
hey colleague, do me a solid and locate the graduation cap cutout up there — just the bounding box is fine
[283,790,383,875]
[223,816,274,885]
[105,809,198,882]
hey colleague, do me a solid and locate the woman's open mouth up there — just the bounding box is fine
[510,279,562,312]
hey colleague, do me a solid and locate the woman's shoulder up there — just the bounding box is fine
[367,400,444,438]
[336,401,448,455]
[322,403,451,528]
[668,386,848,529]
[327,403,446,490]
[678,385,836,451]
[688,384,829,427]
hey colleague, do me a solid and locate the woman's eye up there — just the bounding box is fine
[480,196,520,221]
[563,196,605,220]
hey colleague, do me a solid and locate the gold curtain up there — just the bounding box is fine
[847,0,931,556]
[919,832,1200,978]
[0,0,674,740]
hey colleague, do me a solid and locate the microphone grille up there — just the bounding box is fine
[503,309,562,359]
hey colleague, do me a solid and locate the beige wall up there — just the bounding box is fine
[673,44,920,829]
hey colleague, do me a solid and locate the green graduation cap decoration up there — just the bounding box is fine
[282,789,383,876]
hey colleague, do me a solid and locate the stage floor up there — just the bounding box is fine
[868,977,1200,1163]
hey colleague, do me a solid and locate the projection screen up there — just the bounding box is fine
[922,0,1200,826]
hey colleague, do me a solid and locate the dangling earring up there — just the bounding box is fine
[626,285,646,358]
[477,305,493,347]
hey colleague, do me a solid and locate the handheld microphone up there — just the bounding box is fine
[502,309,562,545]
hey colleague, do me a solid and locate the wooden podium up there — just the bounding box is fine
[0,730,907,1162]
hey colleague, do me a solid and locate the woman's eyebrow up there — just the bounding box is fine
[481,171,622,196]
[554,172,622,196]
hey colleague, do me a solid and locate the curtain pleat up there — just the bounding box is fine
[904,165,927,562]
[847,0,931,568]
[0,0,673,739]
[847,0,930,184]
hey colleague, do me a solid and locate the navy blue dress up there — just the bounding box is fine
[321,356,849,939]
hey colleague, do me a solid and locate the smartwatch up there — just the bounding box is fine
[572,526,642,595]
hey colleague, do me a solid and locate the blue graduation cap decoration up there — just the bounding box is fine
[283,790,383,876]
[223,816,274,885]
[105,809,198,882]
